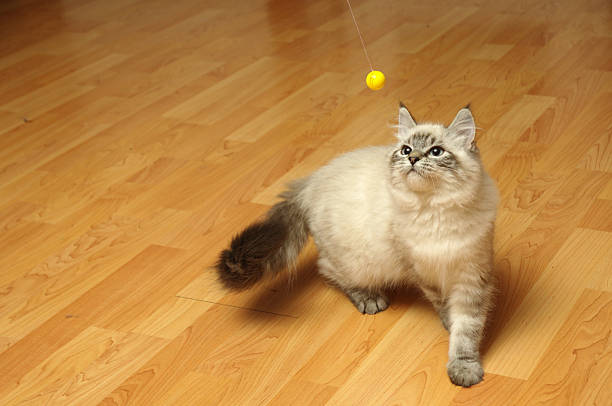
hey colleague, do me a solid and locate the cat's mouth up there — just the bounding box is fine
[407,167,422,177]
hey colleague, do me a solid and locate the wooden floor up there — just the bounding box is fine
[0,0,610,404]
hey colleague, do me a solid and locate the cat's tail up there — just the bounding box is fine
[215,181,309,290]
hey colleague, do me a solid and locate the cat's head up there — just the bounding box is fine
[389,103,483,196]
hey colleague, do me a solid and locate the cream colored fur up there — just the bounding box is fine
[217,105,499,387]
[295,105,499,387]
[298,116,498,297]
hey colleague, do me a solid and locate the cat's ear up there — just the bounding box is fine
[398,102,417,129]
[448,105,475,147]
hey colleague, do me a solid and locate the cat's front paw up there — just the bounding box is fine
[356,295,389,314]
[447,358,484,387]
[347,290,389,315]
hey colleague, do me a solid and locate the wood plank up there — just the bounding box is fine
[147,371,237,406]
[513,289,612,405]
[600,178,612,200]
[533,92,612,174]
[486,226,612,378]
[0,327,167,405]
[451,373,524,405]
[580,199,612,232]
[0,245,187,395]
[577,132,612,173]
[326,302,447,404]
[101,304,296,405]
[131,297,214,340]
[486,169,610,372]
[269,380,338,406]
[478,94,556,168]
[289,290,407,387]
[0,208,191,346]
[2,54,127,116]
[381,336,461,405]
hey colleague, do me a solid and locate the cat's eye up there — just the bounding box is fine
[400,145,412,155]
[429,147,444,156]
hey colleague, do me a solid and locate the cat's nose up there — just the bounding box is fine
[409,156,420,165]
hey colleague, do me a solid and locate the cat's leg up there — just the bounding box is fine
[420,286,450,331]
[445,276,493,387]
[317,255,389,315]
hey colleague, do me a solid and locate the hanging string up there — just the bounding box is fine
[345,0,374,72]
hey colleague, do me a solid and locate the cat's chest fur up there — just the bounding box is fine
[391,204,490,290]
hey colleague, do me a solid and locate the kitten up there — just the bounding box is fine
[216,104,499,387]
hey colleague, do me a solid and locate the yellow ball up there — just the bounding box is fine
[366,70,385,90]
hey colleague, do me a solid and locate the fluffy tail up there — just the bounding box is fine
[215,183,309,290]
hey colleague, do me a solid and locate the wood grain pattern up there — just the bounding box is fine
[2,327,168,406]
[512,289,612,406]
[1,0,611,404]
